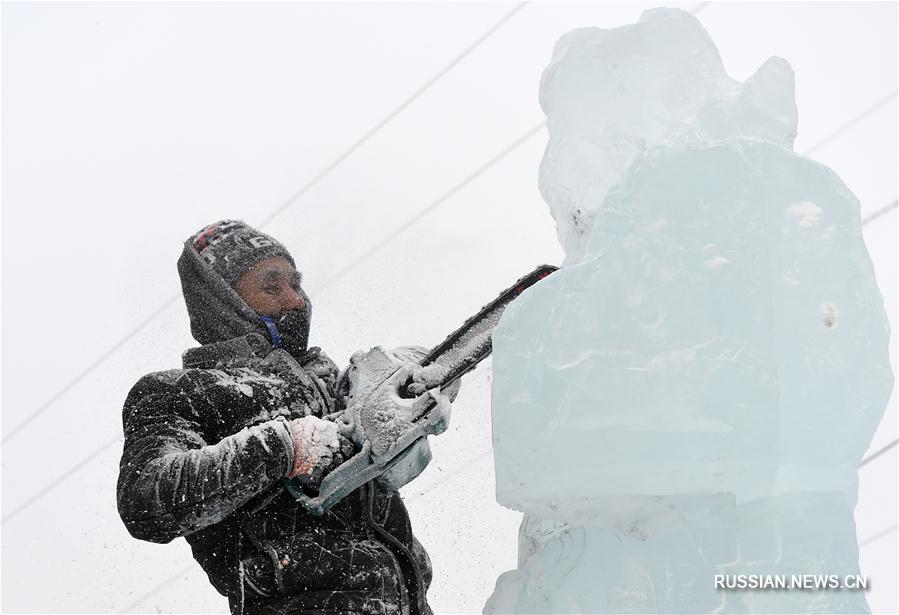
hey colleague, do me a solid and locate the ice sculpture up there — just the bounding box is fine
[486,8,892,614]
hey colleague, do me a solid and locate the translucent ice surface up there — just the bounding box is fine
[495,140,891,508]
[486,493,869,614]
[488,7,892,614]
[538,8,797,264]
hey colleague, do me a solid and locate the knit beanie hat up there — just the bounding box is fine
[188,220,296,286]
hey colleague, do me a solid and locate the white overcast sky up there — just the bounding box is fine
[1,2,896,613]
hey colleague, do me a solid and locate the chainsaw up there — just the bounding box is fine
[282,264,558,515]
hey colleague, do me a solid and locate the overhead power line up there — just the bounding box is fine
[0,436,122,525]
[859,522,898,549]
[803,90,897,156]
[858,438,897,468]
[409,451,492,500]
[0,2,530,446]
[307,121,546,296]
[1,299,180,444]
[256,1,529,229]
[862,199,898,226]
[116,563,196,615]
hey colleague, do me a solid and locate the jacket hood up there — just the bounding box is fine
[177,240,276,345]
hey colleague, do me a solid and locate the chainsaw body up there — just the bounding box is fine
[283,264,557,515]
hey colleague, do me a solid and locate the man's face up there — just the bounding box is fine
[233,256,305,317]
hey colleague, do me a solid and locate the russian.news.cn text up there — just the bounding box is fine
[715,575,869,591]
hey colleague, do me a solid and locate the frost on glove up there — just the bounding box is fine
[336,348,448,453]
[287,416,355,487]
[330,346,456,495]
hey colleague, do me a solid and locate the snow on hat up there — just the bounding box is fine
[189,219,296,285]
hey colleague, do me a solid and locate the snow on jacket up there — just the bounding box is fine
[117,241,432,615]
[117,333,434,615]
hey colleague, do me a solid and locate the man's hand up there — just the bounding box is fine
[286,416,355,485]
[336,347,458,454]
[406,363,449,396]
[341,362,439,455]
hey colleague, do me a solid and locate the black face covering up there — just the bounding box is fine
[277,305,311,357]
[260,301,312,358]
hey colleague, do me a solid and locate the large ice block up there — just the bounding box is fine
[488,7,892,614]
[494,139,891,510]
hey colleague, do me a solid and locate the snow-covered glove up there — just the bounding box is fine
[286,416,355,486]
[390,346,461,402]
[336,346,461,408]
[406,363,461,402]
[345,362,438,457]
[414,378,452,437]
[336,346,456,434]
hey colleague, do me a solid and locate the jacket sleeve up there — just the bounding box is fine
[117,373,296,544]
[300,346,345,414]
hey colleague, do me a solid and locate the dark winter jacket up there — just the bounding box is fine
[117,241,433,615]
[117,333,434,615]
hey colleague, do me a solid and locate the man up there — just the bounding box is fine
[117,220,450,615]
